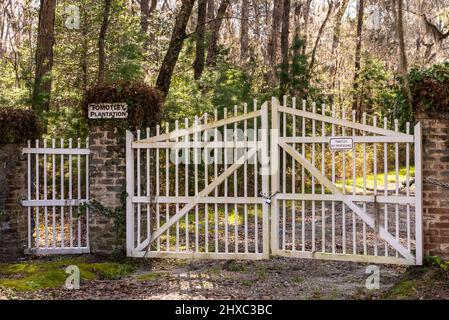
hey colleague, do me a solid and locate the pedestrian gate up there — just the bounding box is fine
[22,139,90,254]
[126,97,422,265]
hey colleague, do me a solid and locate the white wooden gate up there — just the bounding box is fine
[22,138,90,254]
[126,96,423,265]
[126,101,270,259]
[271,97,422,265]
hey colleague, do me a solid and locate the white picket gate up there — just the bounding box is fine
[22,138,90,254]
[271,97,422,265]
[126,101,270,259]
[126,96,423,265]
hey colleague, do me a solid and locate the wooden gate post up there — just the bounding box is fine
[125,130,135,257]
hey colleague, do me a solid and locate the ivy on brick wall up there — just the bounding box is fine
[84,81,163,130]
[0,109,41,145]
[410,62,449,113]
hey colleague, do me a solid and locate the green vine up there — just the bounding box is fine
[77,191,127,243]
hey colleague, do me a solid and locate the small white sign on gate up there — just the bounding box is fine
[88,103,128,119]
[329,138,353,151]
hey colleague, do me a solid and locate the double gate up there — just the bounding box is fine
[126,97,422,265]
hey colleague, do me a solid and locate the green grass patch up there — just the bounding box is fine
[0,257,136,291]
[136,272,167,281]
[335,166,415,192]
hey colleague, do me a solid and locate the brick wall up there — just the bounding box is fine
[0,144,27,261]
[417,112,449,259]
[89,125,126,254]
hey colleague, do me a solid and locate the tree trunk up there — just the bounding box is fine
[240,0,249,64]
[140,0,157,49]
[330,0,349,91]
[156,0,195,99]
[98,0,113,84]
[309,0,333,72]
[207,0,215,23]
[279,0,290,93]
[293,1,302,44]
[393,0,412,108]
[32,0,56,113]
[301,0,312,55]
[193,0,207,79]
[206,0,230,67]
[267,0,283,85]
[352,0,364,116]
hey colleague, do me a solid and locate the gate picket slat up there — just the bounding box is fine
[384,117,389,256]
[395,119,400,258]
[291,98,296,252]
[214,110,219,253]
[184,119,189,252]
[352,110,357,255]
[43,139,48,248]
[243,104,248,253]
[282,97,287,251]
[52,139,56,248]
[156,125,161,251]
[224,108,229,253]
[301,100,306,252]
[68,138,73,248]
[234,106,238,253]
[253,100,258,253]
[362,113,367,256]
[342,109,346,254]
[77,138,81,248]
[165,123,170,252]
[406,123,411,251]
[204,115,209,253]
[321,104,325,253]
[311,102,316,253]
[175,121,180,252]
[85,137,90,249]
[331,106,335,253]
[60,139,65,248]
[146,128,151,244]
[35,139,40,248]
[373,116,378,256]
[27,140,31,249]
[137,130,142,247]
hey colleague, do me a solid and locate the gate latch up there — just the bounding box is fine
[260,191,280,205]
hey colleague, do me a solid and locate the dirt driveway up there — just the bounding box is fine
[1,257,408,300]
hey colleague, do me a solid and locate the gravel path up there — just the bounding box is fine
[1,257,406,300]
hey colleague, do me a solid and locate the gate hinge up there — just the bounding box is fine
[260,191,280,205]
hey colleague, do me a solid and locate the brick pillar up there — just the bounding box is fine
[89,125,126,254]
[416,112,449,259]
[0,144,28,261]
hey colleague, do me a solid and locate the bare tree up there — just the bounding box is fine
[32,0,57,113]
[240,0,249,64]
[206,0,230,67]
[207,0,215,22]
[330,0,349,90]
[352,0,364,115]
[393,0,412,107]
[156,0,195,99]
[309,0,333,72]
[280,0,290,93]
[268,0,283,85]
[140,0,157,49]
[193,0,207,79]
[98,0,113,84]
